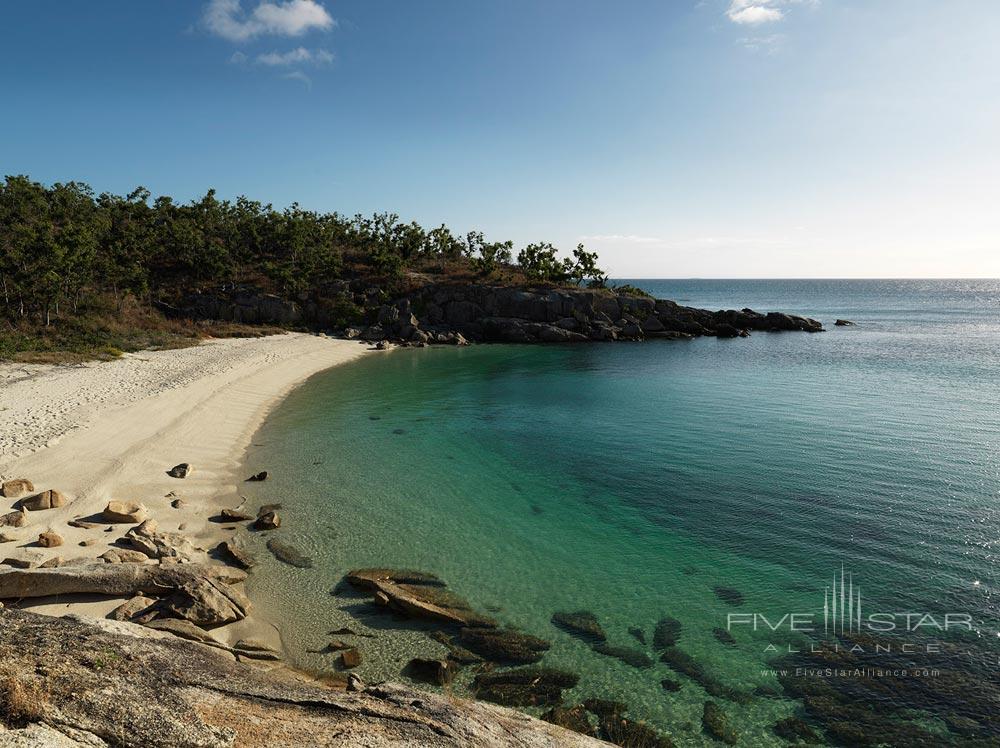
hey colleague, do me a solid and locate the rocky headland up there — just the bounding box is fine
[171,282,825,346]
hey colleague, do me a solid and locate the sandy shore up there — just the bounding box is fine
[0,333,371,645]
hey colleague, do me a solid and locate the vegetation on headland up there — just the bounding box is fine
[0,175,608,360]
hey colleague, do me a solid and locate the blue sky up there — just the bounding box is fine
[2,0,998,277]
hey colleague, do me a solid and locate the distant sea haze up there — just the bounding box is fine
[243,278,1000,744]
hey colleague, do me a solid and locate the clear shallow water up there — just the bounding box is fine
[243,279,1000,746]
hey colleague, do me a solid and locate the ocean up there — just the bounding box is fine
[241,279,1000,746]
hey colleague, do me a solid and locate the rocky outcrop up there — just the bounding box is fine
[0,609,605,747]
[360,285,824,346]
[169,281,824,346]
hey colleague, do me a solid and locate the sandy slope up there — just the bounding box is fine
[0,333,371,633]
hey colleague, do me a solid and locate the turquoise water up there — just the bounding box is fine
[242,279,1000,746]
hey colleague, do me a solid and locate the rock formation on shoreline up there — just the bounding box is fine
[173,282,825,346]
[0,608,606,747]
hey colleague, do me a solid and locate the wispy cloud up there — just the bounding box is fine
[281,70,312,89]
[725,0,815,26]
[255,47,333,66]
[579,234,663,244]
[204,0,335,42]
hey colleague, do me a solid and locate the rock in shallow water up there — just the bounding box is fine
[652,616,682,650]
[459,628,550,665]
[266,538,312,568]
[591,642,653,669]
[702,701,739,745]
[713,586,744,606]
[551,610,607,643]
[473,668,578,707]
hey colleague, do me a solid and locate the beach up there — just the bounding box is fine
[0,333,371,644]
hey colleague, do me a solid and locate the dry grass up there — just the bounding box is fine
[0,669,48,727]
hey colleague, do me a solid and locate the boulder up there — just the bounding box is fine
[161,576,251,626]
[102,501,148,524]
[254,510,280,530]
[1,479,35,499]
[217,538,255,569]
[346,568,495,628]
[234,639,281,661]
[2,557,35,569]
[19,489,69,511]
[405,658,456,686]
[167,463,191,479]
[0,532,17,543]
[108,595,157,623]
[170,498,187,509]
[39,556,63,569]
[340,649,362,669]
[144,618,224,647]
[0,509,28,528]
[835,319,856,326]
[101,548,150,564]
[37,531,63,548]
[121,520,195,560]
[216,508,253,521]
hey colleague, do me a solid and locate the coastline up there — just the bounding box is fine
[0,333,373,646]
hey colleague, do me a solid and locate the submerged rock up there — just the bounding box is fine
[834,319,856,326]
[628,627,647,645]
[600,715,675,748]
[346,568,496,628]
[713,627,736,646]
[404,658,457,686]
[581,699,627,719]
[660,678,682,692]
[473,667,578,707]
[458,628,550,664]
[712,586,744,606]
[652,617,682,650]
[551,610,607,643]
[542,706,597,738]
[266,538,313,568]
[702,702,739,745]
[772,716,821,744]
[591,642,653,669]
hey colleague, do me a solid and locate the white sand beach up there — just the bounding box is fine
[0,333,371,639]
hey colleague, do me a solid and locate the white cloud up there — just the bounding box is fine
[204,0,335,42]
[725,0,815,26]
[256,47,333,66]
